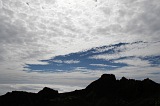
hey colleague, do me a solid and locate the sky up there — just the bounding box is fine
[0,0,160,95]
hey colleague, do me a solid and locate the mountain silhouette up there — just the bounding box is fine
[0,74,160,106]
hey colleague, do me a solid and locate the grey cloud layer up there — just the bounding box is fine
[0,0,160,93]
[95,0,160,41]
[0,84,83,95]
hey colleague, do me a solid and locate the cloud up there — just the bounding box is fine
[64,60,80,64]
[90,41,160,60]
[123,0,160,38]
[114,58,151,67]
[0,70,104,95]
[89,64,118,68]
[93,0,160,41]
[90,64,110,67]
[0,84,83,95]
[0,0,105,73]
[0,0,160,95]
[0,0,160,72]
[52,60,80,64]
[0,0,2,9]
[25,41,160,81]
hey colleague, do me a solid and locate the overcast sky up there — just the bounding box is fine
[0,0,160,95]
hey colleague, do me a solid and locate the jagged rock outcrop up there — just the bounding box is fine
[0,74,160,106]
[0,91,37,106]
[38,87,58,99]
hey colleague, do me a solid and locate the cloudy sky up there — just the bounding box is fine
[0,0,160,95]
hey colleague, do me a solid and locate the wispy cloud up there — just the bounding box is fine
[114,58,151,67]
[52,60,80,64]
[90,64,111,67]
[90,41,160,60]
[26,41,160,77]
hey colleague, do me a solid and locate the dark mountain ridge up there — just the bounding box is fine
[0,74,160,106]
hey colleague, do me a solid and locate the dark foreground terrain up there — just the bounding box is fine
[0,74,160,106]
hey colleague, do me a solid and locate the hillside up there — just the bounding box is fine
[0,74,160,106]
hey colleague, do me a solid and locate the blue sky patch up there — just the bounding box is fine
[25,41,160,72]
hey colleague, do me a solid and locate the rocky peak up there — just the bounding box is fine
[0,74,160,106]
[38,87,58,98]
[100,74,116,82]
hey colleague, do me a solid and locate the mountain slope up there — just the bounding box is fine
[0,74,160,106]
